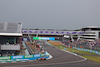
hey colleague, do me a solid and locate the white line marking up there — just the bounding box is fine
[4,59,87,67]
[54,44,87,61]
[59,48,87,60]
[4,41,87,67]
[46,41,87,60]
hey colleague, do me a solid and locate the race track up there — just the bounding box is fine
[0,41,100,67]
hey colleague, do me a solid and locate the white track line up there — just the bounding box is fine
[4,59,87,67]
[46,41,87,61]
[57,48,87,60]
[4,41,87,67]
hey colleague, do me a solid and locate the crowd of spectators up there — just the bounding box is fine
[60,38,100,51]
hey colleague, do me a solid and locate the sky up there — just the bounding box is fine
[0,0,100,30]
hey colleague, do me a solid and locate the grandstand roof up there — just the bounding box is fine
[81,26,100,29]
[0,22,22,36]
[22,30,84,35]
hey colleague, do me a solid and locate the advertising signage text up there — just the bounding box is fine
[33,37,55,40]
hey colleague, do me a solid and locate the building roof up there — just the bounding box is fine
[22,30,84,35]
[0,22,22,36]
[81,26,100,29]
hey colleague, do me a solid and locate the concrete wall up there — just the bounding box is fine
[1,45,20,50]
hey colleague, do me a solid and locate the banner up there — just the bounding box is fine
[0,51,50,61]
[0,56,11,60]
[11,55,24,59]
[95,51,99,54]
[89,50,93,53]
[34,54,41,57]
[33,37,55,40]
[99,52,100,55]
[73,47,75,49]
[78,48,80,50]
[69,46,100,55]
[93,50,95,53]
[75,47,77,49]
[24,55,33,58]
[41,54,45,57]
[72,46,100,55]
[81,48,84,51]
[85,49,88,52]
[88,49,90,52]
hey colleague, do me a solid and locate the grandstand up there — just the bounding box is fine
[0,22,22,56]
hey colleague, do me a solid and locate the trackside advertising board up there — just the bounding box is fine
[33,37,55,40]
[72,47,100,55]
[24,55,33,58]
[0,52,50,61]
[0,56,11,60]
[11,55,24,59]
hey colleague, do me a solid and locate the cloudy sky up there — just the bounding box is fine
[0,0,100,30]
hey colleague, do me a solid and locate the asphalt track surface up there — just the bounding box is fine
[0,41,100,67]
[24,42,34,55]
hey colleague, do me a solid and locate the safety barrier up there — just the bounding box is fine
[59,41,100,55]
[0,51,50,63]
[72,47,100,55]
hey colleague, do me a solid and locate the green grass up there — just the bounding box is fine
[52,45,100,63]
[54,45,96,55]
[82,56,100,63]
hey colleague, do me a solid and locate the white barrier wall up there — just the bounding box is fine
[1,45,20,50]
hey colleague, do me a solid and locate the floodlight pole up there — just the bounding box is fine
[36,34,38,37]
[33,33,38,47]
[71,34,74,42]
[28,29,32,43]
